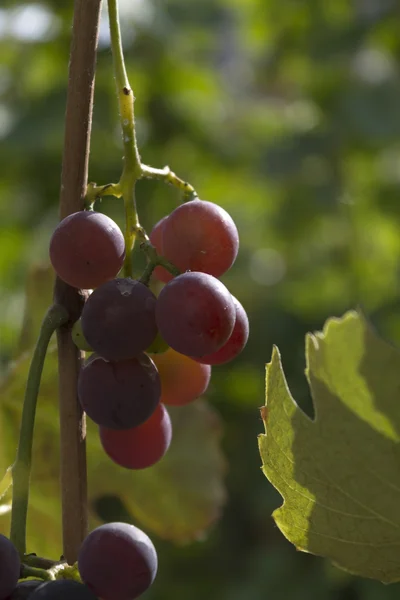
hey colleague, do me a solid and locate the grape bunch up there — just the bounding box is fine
[47,197,248,596]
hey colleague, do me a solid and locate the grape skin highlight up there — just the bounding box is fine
[78,353,161,429]
[29,580,97,600]
[78,522,158,600]
[100,403,172,469]
[161,199,239,277]
[49,211,125,290]
[0,535,20,600]
[193,296,249,365]
[156,272,235,357]
[151,348,211,406]
[81,278,158,361]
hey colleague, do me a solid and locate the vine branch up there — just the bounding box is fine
[54,0,102,564]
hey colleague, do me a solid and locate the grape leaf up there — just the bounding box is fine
[259,310,400,583]
[88,401,226,543]
[0,265,226,557]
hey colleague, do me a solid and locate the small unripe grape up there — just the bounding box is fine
[146,330,169,354]
[72,318,93,352]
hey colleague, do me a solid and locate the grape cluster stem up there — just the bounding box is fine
[108,0,141,279]
[86,0,198,278]
[10,305,69,558]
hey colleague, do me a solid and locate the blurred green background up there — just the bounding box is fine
[1,0,400,598]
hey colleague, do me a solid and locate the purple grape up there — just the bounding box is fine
[78,522,157,600]
[49,211,125,290]
[0,535,20,600]
[155,271,236,357]
[8,580,42,600]
[81,278,158,361]
[29,581,97,600]
[78,353,161,429]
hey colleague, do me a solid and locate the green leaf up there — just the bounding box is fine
[88,400,226,543]
[259,310,400,583]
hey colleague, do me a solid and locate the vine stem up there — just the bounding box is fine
[108,0,142,277]
[21,564,55,581]
[141,165,198,200]
[10,305,69,557]
[54,0,102,564]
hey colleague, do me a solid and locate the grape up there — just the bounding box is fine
[156,272,235,357]
[149,216,173,283]
[8,581,42,600]
[81,278,158,361]
[78,522,157,600]
[78,353,161,429]
[193,296,249,365]
[29,581,97,600]
[161,199,239,277]
[8,580,42,600]
[100,403,172,469]
[151,348,211,406]
[146,330,169,354]
[49,211,125,289]
[0,535,20,600]
[72,318,93,352]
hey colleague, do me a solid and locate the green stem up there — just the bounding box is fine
[139,240,181,286]
[108,0,141,278]
[10,304,69,557]
[85,181,122,209]
[141,164,198,201]
[23,554,60,569]
[21,564,55,581]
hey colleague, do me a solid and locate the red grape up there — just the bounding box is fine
[193,296,249,364]
[149,216,172,283]
[151,348,211,406]
[78,522,157,600]
[49,211,125,289]
[0,535,20,600]
[100,403,172,469]
[29,581,97,600]
[156,272,235,357]
[161,199,239,277]
[81,278,157,361]
[78,353,160,429]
